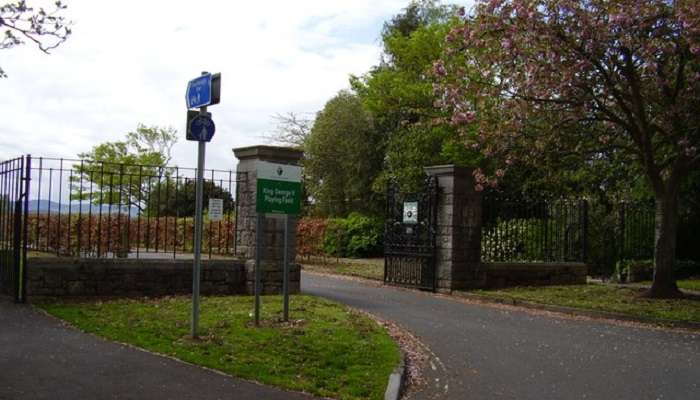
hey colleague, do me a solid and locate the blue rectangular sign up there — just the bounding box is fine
[186,73,212,109]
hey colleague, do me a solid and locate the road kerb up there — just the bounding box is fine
[384,352,406,400]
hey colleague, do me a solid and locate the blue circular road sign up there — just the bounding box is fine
[189,115,216,142]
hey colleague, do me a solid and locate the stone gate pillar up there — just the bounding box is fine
[233,145,303,295]
[424,165,485,292]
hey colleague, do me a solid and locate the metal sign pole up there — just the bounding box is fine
[255,213,263,326]
[191,72,209,339]
[283,214,289,321]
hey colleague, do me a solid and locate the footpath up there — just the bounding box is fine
[0,298,314,400]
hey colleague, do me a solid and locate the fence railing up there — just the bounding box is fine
[481,193,657,270]
[0,156,30,301]
[481,195,588,263]
[26,156,247,259]
[617,200,655,261]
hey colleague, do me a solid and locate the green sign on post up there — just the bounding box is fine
[254,161,302,326]
[256,161,302,215]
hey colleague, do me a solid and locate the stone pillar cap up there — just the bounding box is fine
[233,145,303,163]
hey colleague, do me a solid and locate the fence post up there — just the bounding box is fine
[618,202,626,263]
[20,155,31,302]
[580,199,588,262]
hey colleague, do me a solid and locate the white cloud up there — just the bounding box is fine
[1,0,407,170]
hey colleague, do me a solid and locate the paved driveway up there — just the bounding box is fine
[0,298,314,400]
[302,272,700,400]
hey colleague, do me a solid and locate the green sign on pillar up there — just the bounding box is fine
[254,161,302,326]
[256,161,302,215]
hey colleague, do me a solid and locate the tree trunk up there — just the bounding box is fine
[644,189,682,298]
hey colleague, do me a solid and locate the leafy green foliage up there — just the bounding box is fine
[39,295,400,400]
[71,124,178,212]
[146,179,234,217]
[304,91,383,216]
[351,1,478,192]
[322,213,384,258]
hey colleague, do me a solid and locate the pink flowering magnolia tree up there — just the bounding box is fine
[435,0,700,297]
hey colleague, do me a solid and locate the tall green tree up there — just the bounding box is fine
[304,91,383,217]
[1,1,72,77]
[71,124,178,212]
[351,0,476,191]
[146,179,234,217]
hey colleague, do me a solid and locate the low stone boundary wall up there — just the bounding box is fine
[27,258,247,297]
[483,262,587,288]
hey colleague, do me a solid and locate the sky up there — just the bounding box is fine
[1,0,411,172]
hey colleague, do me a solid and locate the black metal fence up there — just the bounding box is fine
[481,193,657,274]
[481,195,589,262]
[0,156,30,301]
[25,156,247,259]
[617,201,655,260]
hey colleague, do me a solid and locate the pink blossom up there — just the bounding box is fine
[495,169,505,177]
[691,45,700,55]
[433,61,446,77]
[452,111,476,125]
[475,184,484,192]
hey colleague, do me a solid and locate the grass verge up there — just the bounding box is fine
[300,257,384,281]
[637,279,700,292]
[471,284,700,324]
[38,295,399,400]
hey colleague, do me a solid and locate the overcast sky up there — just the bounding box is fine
[1,0,412,171]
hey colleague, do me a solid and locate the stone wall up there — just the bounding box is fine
[27,258,246,297]
[483,262,587,288]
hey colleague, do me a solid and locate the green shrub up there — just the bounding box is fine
[322,218,347,257]
[321,213,383,258]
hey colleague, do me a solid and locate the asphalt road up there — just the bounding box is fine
[302,272,700,400]
[0,298,314,400]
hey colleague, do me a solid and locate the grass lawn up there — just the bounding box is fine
[470,284,700,324]
[638,279,700,292]
[38,295,399,400]
[300,257,384,281]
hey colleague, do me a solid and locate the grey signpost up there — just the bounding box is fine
[254,161,302,325]
[186,71,220,338]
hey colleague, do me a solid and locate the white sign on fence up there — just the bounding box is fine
[403,201,418,224]
[209,198,223,222]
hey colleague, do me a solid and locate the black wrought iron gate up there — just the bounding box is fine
[384,176,438,291]
[0,156,31,302]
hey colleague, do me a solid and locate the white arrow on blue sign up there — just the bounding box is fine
[186,73,212,109]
